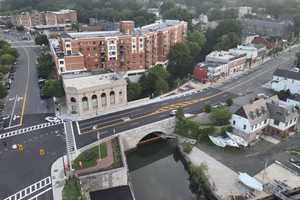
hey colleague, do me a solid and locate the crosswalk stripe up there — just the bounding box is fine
[3,177,52,200]
[0,121,63,140]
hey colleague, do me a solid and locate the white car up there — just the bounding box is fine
[169,110,177,116]
[45,116,61,123]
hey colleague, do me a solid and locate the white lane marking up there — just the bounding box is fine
[3,177,51,200]
[8,94,18,127]
[27,187,52,200]
[0,121,63,140]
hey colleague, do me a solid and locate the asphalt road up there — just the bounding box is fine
[0,31,300,199]
[1,29,54,130]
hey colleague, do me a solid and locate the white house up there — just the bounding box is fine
[287,94,300,108]
[271,69,300,95]
[230,96,298,141]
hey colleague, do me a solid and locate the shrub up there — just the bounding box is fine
[226,98,233,106]
[203,104,211,113]
[183,143,193,154]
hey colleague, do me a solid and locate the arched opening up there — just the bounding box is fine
[137,132,173,146]
[101,93,107,107]
[119,90,123,103]
[82,96,89,111]
[70,97,77,114]
[91,94,98,109]
[110,91,115,105]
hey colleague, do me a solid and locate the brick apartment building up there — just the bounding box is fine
[15,9,77,29]
[49,20,187,76]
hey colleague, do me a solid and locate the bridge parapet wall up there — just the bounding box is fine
[120,117,176,151]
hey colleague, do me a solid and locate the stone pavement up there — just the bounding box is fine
[187,147,268,200]
[51,156,67,200]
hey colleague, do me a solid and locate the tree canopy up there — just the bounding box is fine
[42,79,65,98]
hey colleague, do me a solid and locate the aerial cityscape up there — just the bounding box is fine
[1,0,300,199]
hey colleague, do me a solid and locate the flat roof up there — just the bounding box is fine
[90,186,134,200]
[139,20,183,33]
[63,73,125,90]
[273,69,300,81]
[67,31,121,38]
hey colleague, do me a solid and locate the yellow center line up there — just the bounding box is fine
[19,47,31,126]
[81,91,227,134]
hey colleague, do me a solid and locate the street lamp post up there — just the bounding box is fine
[97,132,101,161]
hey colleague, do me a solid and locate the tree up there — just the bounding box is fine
[140,64,170,97]
[0,53,15,65]
[167,43,192,79]
[0,84,7,99]
[214,32,241,50]
[203,104,211,113]
[127,81,142,101]
[226,98,233,106]
[37,53,54,79]
[42,79,65,98]
[189,164,212,199]
[71,22,80,32]
[35,34,48,46]
[210,107,232,126]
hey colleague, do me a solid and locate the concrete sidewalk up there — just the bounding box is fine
[51,156,67,200]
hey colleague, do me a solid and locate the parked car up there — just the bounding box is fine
[169,110,177,116]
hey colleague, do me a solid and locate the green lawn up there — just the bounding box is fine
[62,177,82,200]
[73,143,107,170]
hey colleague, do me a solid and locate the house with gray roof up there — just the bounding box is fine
[230,96,298,142]
[271,69,300,95]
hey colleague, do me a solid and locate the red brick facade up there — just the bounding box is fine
[54,20,187,73]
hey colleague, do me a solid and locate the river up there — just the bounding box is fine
[126,140,197,200]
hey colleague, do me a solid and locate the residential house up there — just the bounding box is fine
[271,69,300,95]
[231,96,298,141]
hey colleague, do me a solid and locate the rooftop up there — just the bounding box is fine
[63,20,184,39]
[50,9,76,15]
[206,51,246,62]
[63,72,125,90]
[90,186,134,200]
[273,69,300,81]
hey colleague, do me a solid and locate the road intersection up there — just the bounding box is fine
[0,30,300,199]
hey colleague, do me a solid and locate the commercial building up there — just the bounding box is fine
[231,96,298,141]
[229,44,266,66]
[271,69,300,95]
[193,63,208,83]
[205,50,247,75]
[15,9,77,29]
[63,72,127,117]
[50,20,187,76]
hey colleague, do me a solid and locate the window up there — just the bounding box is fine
[294,117,297,122]
[82,97,89,111]
[243,125,247,130]
[119,91,123,103]
[285,122,288,127]
[91,95,98,109]
[110,91,115,105]
[274,120,279,126]
[232,120,236,125]
[59,60,64,65]
[101,93,107,107]
[66,44,70,48]
[264,119,267,124]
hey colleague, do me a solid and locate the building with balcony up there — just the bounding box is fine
[50,20,187,77]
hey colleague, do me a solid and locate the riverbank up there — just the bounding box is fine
[178,145,268,200]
